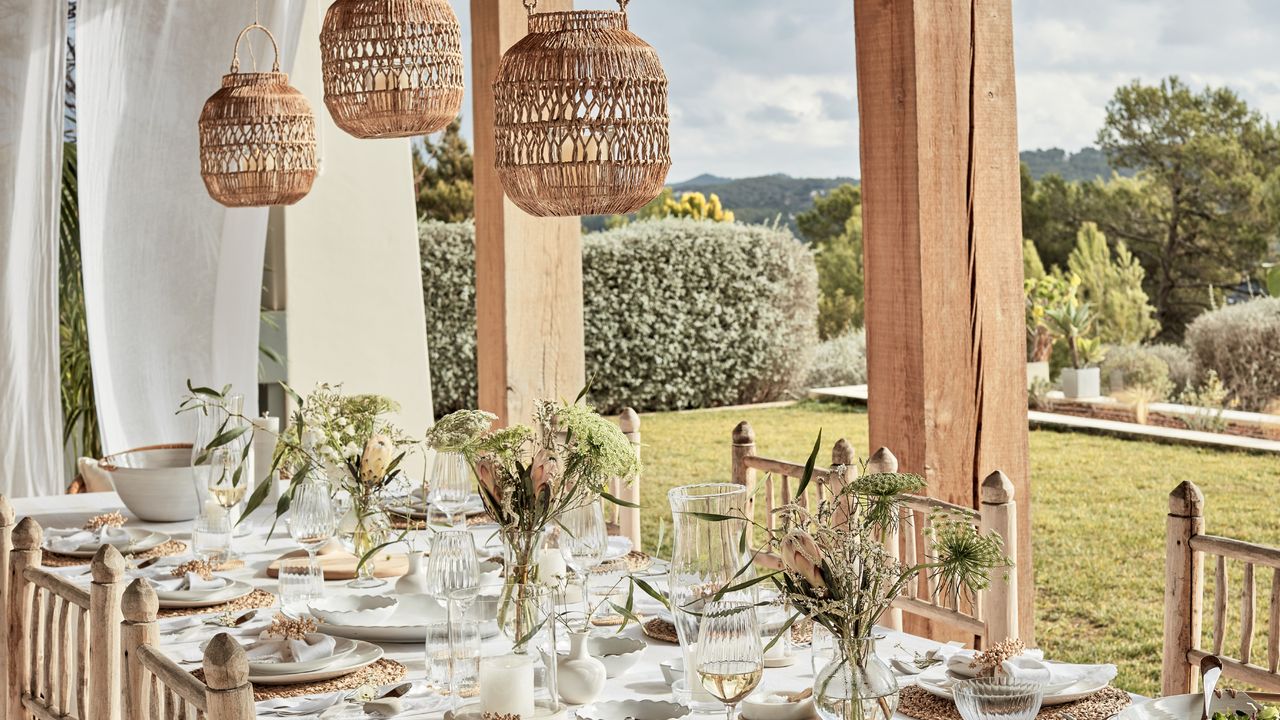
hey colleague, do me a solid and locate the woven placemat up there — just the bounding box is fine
[593,551,653,575]
[157,588,276,619]
[42,539,190,567]
[899,685,1130,720]
[193,658,406,702]
[389,512,494,530]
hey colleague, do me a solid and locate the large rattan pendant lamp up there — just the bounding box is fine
[198,23,318,207]
[320,0,465,139]
[493,0,670,217]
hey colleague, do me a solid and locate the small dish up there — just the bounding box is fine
[577,699,692,720]
[741,692,817,720]
[155,580,255,609]
[308,595,399,626]
[953,677,1045,720]
[587,635,645,678]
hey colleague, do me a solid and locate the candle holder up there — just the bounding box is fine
[450,584,564,720]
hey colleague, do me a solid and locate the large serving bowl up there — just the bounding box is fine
[588,635,645,678]
[309,595,400,626]
[86,445,199,522]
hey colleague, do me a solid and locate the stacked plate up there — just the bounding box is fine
[311,593,504,643]
[245,637,384,685]
[388,492,487,521]
[152,576,255,609]
[915,666,1110,706]
[44,528,171,558]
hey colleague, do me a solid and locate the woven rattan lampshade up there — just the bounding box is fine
[198,24,317,207]
[321,0,465,139]
[493,0,670,217]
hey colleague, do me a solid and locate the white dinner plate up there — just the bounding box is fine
[156,580,254,609]
[248,637,359,675]
[153,576,239,603]
[1113,692,1259,720]
[248,640,382,685]
[46,528,170,558]
[916,666,1105,706]
[317,593,499,643]
[392,492,485,519]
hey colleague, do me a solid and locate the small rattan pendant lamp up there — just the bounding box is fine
[493,0,670,217]
[320,0,465,139]
[198,23,318,207]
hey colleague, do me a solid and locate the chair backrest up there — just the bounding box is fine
[605,408,642,548]
[7,517,125,720]
[122,580,254,720]
[730,421,1020,646]
[1164,480,1280,695]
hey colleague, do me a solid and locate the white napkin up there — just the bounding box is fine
[45,527,131,554]
[147,572,230,593]
[257,691,346,717]
[945,648,1116,689]
[245,633,337,664]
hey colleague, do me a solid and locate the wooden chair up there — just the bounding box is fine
[605,408,642,548]
[122,580,254,720]
[730,421,1020,646]
[7,517,125,720]
[1164,480,1280,697]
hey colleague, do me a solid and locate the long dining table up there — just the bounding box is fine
[10,491,950,719]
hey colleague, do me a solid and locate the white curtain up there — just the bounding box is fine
[78,0,305,453]
[0,0,67,498]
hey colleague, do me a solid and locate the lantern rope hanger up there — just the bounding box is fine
[197,19,318,207]
[493,0,671,217]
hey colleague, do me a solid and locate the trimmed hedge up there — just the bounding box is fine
[1185,298,1280,411]
[420,218,819,416]
[805,328,867,389]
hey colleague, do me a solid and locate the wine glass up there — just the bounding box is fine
[426,530,481,613]
[289,477,337,571]
[204,448,246,560]
[428,452,472,527]
[560,501,608,630]
[696,600,764,720]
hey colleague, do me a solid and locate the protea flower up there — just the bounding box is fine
[780,530,826,591]
[359,434,394,484]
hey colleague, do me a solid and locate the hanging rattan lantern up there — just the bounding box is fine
[320,0,465,139]
[493,0,670,217]
[198,23,317,207]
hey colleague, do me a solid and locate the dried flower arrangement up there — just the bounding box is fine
[170,559,217,580]
[265,613,317,641]
[970,638,1027,677]
[83,512,126,531]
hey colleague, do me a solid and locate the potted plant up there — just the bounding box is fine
[1045,301,1105,399]
[1024,274,1072,388]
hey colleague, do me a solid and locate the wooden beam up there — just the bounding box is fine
[854,0,1033,642]
[471,0,584,427]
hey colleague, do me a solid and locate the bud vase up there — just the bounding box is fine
[814,637,900,720]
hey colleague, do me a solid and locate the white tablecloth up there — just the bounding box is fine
[11,492,948,719]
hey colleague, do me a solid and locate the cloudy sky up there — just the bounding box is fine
[455,0,1280,182]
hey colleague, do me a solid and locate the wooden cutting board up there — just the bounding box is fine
[265,546,410,580]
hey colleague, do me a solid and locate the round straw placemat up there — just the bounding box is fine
[193,658,406,702]
[593,551,652,575]
[42,539,190,567]
[898,685,1130,720]
[390,511,494,530]
[157,588,276,619]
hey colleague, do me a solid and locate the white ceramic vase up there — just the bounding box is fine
[557,631,606,704]
[394,550,432,594]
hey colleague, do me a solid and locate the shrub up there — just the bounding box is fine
[420,220,478,416]
[1100,344,1172,398]
[805,329,866,389]
[1067,222,1160,344]
[1185,298,1280,411]
[1147,343,1194,393]
[420,219,819,416]
[583,219,817,412]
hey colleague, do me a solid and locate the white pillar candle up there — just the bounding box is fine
[479,654,535,718]
[537,548,567,586]
[250,414,280,501]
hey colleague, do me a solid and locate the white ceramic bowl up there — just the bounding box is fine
[308,595,399,626]
[578,700,692,720]
[588,635,645,678]
[741,693,817,720]
[88,446,200,522]
[659,657,684,686]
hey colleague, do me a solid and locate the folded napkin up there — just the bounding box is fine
[245,633,337,664]
[257,691,346,717]
[945,648,1116,689]
[147,572,230,593]
[45,526,132,554]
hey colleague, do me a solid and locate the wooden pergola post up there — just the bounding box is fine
[854,0,1033,641]
[470,0,585,427]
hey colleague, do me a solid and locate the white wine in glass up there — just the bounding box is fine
[696,600,764,720]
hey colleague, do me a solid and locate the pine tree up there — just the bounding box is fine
[413,118,474,222]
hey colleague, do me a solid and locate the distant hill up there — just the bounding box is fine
[1020,147,1132,182]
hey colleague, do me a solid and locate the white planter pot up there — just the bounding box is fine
[1026,361,1050,389]
[1061,367,1101,399]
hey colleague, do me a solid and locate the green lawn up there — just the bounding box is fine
[635,400,1280,697]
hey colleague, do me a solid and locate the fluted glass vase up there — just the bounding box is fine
[814,637,900,720]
